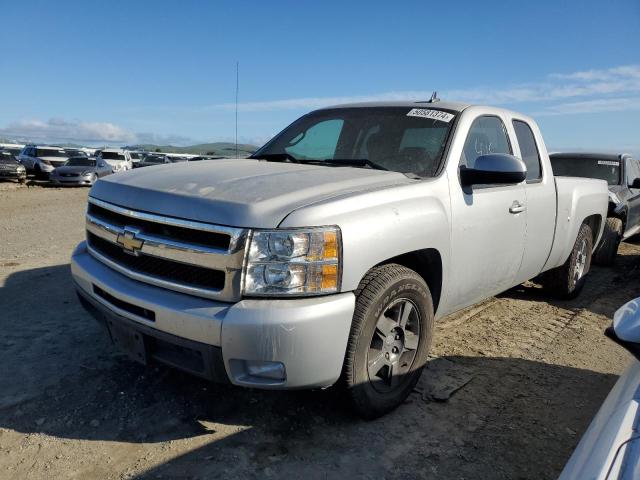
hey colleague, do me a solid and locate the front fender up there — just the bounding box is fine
[280,177,451,304]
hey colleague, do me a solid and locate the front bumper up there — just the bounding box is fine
[71,241,355,389]
[0,170,26,181]
[50,175,95,186]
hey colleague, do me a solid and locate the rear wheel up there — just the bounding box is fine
[541,222,593,299]
[343,264,434,419]
[594,217,623,266]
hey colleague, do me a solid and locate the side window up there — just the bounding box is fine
[627,158,640,187]
[461,116,511,168]
[285,119,343,160]
[512,120,542,182]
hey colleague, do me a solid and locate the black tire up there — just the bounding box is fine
[541,222,593,299]
[342,264,434,419]
[594,217,623,266]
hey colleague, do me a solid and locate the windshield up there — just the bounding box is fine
[37,148,67,158]
[550,156,620,185]
[145,155,165,163]
[102,152,125,160]
[254,107,456,177]
[65,157,95,167]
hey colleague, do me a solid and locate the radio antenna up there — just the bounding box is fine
[235,61,239,159]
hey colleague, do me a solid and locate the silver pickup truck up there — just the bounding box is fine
[71,101,608,417]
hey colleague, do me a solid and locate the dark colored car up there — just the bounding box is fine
[551,152,640,264]
[0,150,27,183]
[64,148,88,158]
[49,156,112,186]
[189,155,225,161]
[133,154,171,168]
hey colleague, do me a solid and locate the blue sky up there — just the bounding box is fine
[0,0,638,153]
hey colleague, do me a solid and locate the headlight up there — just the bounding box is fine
[609,192,621,204]
[81,170,93,176]
[243,226,341,296]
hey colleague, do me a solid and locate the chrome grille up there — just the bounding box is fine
[85,197,248,301]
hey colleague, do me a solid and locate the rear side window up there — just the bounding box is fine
[461,116,511,168]
[512,120,542,182]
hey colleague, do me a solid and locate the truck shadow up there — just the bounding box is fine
[0,263,626,478]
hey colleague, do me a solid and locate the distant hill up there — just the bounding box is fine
[128,142,258,157]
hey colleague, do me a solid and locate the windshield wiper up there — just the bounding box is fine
[300,158,389,171]
[251,153,299,163]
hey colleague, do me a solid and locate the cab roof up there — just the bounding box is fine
[319,100,470,112]
[550,152,632,161]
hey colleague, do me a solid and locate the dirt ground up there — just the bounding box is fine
[1,181,639,479]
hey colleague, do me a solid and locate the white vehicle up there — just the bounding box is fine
[560,297,640,479]
[18,145,70,178]
[98,149,133,173]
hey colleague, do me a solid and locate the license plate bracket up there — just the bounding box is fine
[107,321,148,364]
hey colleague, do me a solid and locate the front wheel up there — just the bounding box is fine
[342,264,434,419]
[541,222,593,299]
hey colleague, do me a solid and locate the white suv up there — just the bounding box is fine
[18,145,70,178]
[98,149,133,173]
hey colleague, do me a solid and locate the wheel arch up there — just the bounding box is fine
[582,213,603,247]
[375,248,443,315]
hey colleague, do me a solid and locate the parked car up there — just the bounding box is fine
[189,155,225,161]
[0,150,27,183]
[71,101,608,418]
[97,149,133,173]
[133,154,170,168]
[49,156,112,187]
[128,151,143,166]
[18,145,70,179]
[166,155,188,163]
[559,296,640,480]
[64,148,89,158]
[551,153,640,265]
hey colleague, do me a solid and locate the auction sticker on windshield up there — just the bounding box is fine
[406,109,455,123]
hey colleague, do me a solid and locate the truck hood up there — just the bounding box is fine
[90,159,412,228]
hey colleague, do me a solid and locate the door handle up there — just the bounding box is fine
[509,201,526,214]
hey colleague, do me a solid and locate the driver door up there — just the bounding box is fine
[447,115,527,312]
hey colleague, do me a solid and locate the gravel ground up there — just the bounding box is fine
[1,181,638,479]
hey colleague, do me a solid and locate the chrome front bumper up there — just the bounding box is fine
[71,241,355,389]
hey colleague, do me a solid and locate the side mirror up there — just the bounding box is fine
[460,154,527,187]
[630,178,640,189]
[605,298,640,361]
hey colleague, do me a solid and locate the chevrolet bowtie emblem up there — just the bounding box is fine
[116,227,144,254]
